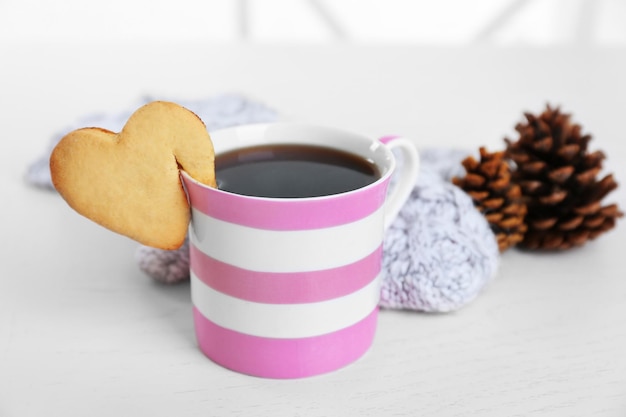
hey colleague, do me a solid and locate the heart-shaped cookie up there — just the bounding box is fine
[50,101,216,250]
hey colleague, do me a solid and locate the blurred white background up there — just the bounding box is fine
[1,0,625,45]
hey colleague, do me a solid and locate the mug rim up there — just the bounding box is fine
[181,122,397,202]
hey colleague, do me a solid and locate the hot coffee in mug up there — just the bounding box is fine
[181,123,419,379]
[216,143,381,198]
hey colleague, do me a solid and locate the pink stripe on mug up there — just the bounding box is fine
[181,123,420,378]
[190,243,383,304]
[193,306,379,379]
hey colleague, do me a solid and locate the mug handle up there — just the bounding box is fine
[379,135,420,230]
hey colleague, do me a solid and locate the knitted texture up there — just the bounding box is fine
[26,95,500,312]
[418,147,470,182]
[136,239,190,285]
[381,168,499,312]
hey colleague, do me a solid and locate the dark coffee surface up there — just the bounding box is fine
[215,144,380,198]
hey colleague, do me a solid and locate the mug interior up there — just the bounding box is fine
[210,123,396,184]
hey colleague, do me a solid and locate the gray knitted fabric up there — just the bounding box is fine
[136,238,191,284]
[380,167,499,312]
[25,95,499,312]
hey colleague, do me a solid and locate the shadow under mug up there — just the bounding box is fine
[181,123,419,378]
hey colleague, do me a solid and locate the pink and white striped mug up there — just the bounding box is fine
[181,123,419,378]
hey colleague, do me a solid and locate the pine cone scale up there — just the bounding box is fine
[486,212,503,222]
[600,203,623,217]
[522,161,546,175]
[467,190,490,200]
[464,173,486,187]
[547,166,575,184]
[568,230,590,246]
[490,178,510,191]
[483,198,505,209]
[574,201,601,215]
[593,175,618,200]
[531,217,558,230]
[533,136,553,152]
[557,144,580,160]
[538,190,567,205]
[557,216,584,231]
[519,180,543,194]
[499,216,525,229]
[583,215,605,228]
[576,167,602,185]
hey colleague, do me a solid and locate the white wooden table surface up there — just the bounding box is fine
[1,43,625,416]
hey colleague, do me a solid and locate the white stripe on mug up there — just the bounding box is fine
[190,206,385,273]
[191,273,381,339]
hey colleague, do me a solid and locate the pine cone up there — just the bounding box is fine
[453,147,527,252]
[505,105,623,250]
